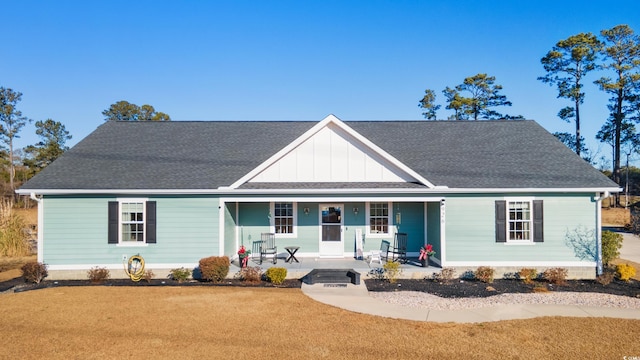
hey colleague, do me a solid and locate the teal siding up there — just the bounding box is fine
[43,196,219,266]
[224,202,237,256]
[444,194,597,262]
[427,202,441,259]
[237,203,270,248]
[395,202,425,252]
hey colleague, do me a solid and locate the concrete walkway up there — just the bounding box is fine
[301,283,640,323]
[298,231,640,323]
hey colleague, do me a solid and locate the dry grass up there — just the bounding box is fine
[13,207,37,225]
[0,287,639,359]
[0,255,35,281]
[602,207,630,227]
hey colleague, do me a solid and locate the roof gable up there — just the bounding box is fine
[229,115,434,188]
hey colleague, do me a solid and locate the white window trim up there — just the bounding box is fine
[117,197,148,246]
[505,197,534,244]
[366,201,393,237]
[270,202,297,238]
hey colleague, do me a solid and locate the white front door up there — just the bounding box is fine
[319,204,343,257]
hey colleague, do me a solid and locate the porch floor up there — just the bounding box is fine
[236,256,441,280]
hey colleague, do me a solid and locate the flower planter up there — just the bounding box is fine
[421,256,429,267]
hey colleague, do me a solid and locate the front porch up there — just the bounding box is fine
[232,255,442,280]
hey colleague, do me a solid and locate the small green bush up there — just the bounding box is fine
[383,261,402,283]
[616,263,636,282]
[87,267,110,283]
[518,268,537,284]
[602,230,623,266]
[21,261,48,284]
[543,267,568,285]
[169,267,191,282]
[265,267,287,285]
[240,266,263,283]
[199,256,230,282]
[474,266,495,283]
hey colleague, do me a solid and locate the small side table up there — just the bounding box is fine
[284,246,300,263]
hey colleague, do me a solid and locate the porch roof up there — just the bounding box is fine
[238,182,428,189]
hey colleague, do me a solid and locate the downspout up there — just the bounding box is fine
[29,192,44,263]
[593,191,610,276]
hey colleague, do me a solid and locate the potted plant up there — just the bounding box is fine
[237,245,251,268]
[419,244,435,267]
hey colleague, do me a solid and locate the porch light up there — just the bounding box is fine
[353,207,359,216]
[303,207,310,215]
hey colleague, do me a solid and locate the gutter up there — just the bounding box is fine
[16,186,622,196]
[29,192,44,263]
[593,191,611,276]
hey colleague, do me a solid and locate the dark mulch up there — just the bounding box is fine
[2,277,302,293]
[364,278,640,298]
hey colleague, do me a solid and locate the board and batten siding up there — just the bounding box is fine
[444,194,597,262]
[42,196,220,267]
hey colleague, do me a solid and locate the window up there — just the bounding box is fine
[368,202,391,235]
[495,199,543,243]
[108,200,156,245]
[508,201,531,241]
[121,202,145,242]
[272,202,296,236]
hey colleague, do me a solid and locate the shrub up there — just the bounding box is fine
[474,266,495,283]
[265,267,287,285]
[21,261,48,284]
[518,268,537,284]
[601,230,623,266]
[383,261,402,283]
[616,263,636,282]
[240,266,263,284]
[542,267,568,285]
[596,271,615,286]
[199,256,230,282]
[87,267,110,283]
[368,267,386,281]
[142,270,155,282]
[169,267,191,283]
[433,268,456,284]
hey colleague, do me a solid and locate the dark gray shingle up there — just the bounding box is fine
[19,120,618,191]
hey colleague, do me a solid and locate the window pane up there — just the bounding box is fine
[369,203,389,234]
[507,201,532,241]
[274,202,294,234]
[121,202,145,242]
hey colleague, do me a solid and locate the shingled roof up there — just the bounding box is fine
[18,119,619,192]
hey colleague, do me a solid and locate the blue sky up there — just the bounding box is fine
[3,1,640,168]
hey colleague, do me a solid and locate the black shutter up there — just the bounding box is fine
[108,201,118,244]
[495,200,506,243]
[146,201,157,244]
[533,200,544,243]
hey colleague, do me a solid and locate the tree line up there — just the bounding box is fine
[0,90,170,202]
[419,24,640,206]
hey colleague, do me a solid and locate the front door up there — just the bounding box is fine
[319,204,343,257]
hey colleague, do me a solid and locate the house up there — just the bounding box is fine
[17,115,620,279]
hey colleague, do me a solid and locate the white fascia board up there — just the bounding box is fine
[227,114,436,189]
[17,186,621,196]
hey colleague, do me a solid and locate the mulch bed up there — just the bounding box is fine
[1,278,302,293]
[4,276,640,299]
[364,278,640,298]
